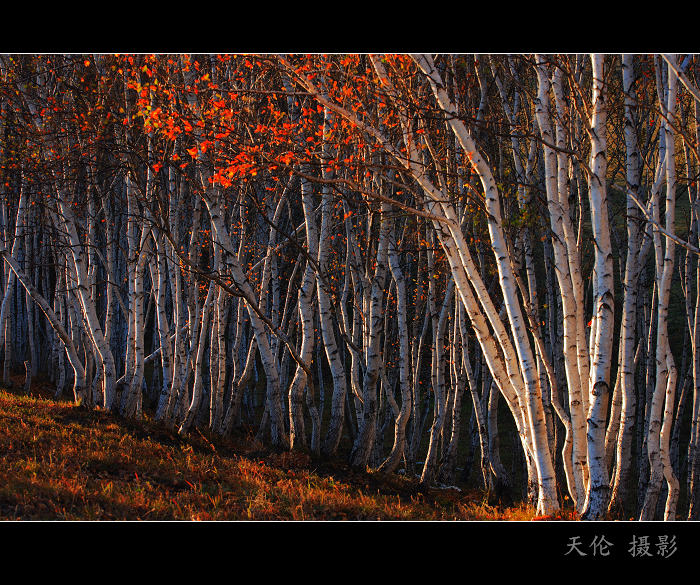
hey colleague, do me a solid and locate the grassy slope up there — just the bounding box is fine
[0,379,570,521]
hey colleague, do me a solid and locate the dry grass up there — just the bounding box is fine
[0,384,574,521]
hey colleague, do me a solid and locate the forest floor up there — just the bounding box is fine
[0,377,577,521]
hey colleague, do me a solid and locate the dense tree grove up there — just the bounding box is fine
[2,53,700,520]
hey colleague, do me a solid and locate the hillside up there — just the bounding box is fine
[0,381,558,521]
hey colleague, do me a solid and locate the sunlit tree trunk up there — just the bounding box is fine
[350,201,390,468]
[412,53,559,514]
[376,234,412,473]
[55,179,117,412]
[318,109,349,457]
[641,56,680,520]
[420,279,453,485]
[534,57,588,509]
[580,54,615,520]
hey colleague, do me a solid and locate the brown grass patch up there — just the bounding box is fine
[0,387,554,521]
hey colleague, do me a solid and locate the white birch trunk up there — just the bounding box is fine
[580,55,615,520]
